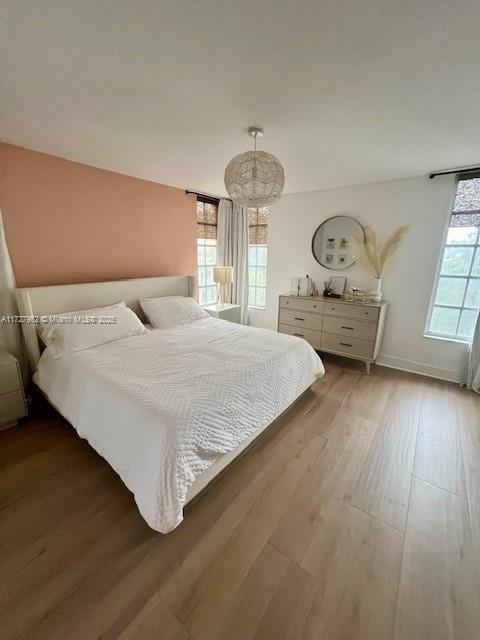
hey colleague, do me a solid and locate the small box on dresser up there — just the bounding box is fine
[0,351,27,430]
[278,295,387,374]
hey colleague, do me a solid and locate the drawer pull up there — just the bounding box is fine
[341,326,354,330]
[293,333,304,337]
[339,342,352,347]
[294,317,305,321]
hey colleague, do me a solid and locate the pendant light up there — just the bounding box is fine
[224,127,285,207]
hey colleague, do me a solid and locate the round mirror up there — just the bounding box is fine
[311,215,365,270]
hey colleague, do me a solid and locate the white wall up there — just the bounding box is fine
[249,174,468,382]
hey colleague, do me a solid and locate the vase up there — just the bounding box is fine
[370,278,382,302]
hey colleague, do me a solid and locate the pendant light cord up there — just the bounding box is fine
[252,131,258,187]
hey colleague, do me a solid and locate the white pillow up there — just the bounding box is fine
[140,296,208,329]
[37,301,126,344]
[38,302,148,359]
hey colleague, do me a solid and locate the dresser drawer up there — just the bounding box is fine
[279,324,322,348]
[322,316,377,341]
[279,296,323,314]
[279,309,323,331]
[0,390,27,425]
[321,332,374,359]
[0,360,21,395]
[323,301,379,322]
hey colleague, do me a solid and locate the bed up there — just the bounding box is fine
[16,276,324,533]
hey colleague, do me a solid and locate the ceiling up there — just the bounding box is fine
[1,1,479,195]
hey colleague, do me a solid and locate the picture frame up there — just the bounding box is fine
[329,276,346,295]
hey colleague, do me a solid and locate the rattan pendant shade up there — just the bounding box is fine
[224,128,285,207]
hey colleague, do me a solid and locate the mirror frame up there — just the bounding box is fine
[311,215,365,271]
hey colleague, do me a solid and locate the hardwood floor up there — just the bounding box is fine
[1,355,479,640]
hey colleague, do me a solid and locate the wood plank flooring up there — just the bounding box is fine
[1,355,479,640]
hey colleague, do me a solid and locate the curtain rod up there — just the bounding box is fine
[429,166,480,179]
[185,190,222,204]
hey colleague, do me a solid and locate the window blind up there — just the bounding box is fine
[197,202,218,239]
[451,176,480,228]
[248,207,269,244]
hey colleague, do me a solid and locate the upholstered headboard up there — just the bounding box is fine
[15,275,195,372]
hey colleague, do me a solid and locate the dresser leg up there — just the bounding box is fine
[365,361,371,375]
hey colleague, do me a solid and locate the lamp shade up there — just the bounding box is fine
[224,150,284,207]
[213,266,234,284]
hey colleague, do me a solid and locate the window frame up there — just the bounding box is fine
[197,237,218,306]
[196,198,219,307]
[425,176,480,343]
[248,244,268,310]
[248,208,269,310]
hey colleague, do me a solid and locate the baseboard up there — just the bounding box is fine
[376,354,462,384]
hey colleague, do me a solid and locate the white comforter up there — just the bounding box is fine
[34,317,324,533]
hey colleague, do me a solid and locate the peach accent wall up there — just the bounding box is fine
[0,143,197,287]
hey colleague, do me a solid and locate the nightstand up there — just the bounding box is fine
[204,303,241,324]
[0,351,28,430]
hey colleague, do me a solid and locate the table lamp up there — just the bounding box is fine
[213,266,234,305]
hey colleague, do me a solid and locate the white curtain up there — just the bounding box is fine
[466,312,480,393]
[0,209,27,382]
[217,198,249,324]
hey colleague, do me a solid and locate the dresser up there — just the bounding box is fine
[0,350,28,430]
[278,295,387,374]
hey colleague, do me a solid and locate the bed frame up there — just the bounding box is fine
[15,274,314,509]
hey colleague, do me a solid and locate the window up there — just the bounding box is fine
[197,200,218,306]
[427,176,480,342]
[248,207,269,309]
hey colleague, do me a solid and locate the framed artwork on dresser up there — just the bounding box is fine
[328,276,346,295]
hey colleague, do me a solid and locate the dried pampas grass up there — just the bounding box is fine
[348,225,409,278]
